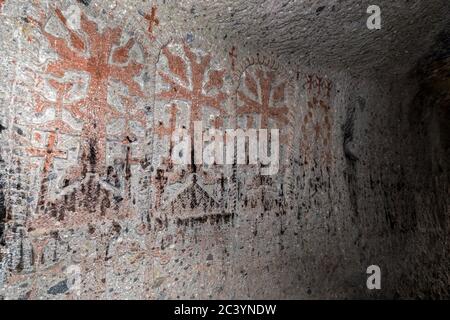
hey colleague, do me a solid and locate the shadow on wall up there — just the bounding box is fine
[411,25,450,192]
[0,123,7,246]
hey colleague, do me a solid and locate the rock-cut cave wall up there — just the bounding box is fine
[0,0,448,299]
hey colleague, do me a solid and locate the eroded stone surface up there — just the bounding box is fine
[0,0,448,299]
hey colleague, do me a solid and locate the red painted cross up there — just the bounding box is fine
[157,43,227,135]
[144,6,159,40]
[34,79,83,136]
[27,132,67,174]
[237,69,289,128]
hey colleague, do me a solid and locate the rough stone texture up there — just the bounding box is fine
[0,0,448,299]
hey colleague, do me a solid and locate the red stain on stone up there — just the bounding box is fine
[209,114,223,129]
[305,74,314,91]
[27,132,67,174]
[157,42,227,135]
[151,103,180,208]
[154,42,228,197]
[114,95,146,197]
[144,5,159,40]
[237,68,289,128]
[24,8,147,232]
[302,74,333,165]
[27,78,81,204]
[323,79,332,98]
[151,247,170,265]
[33,78,83,135]
[155,103,178,140]
[205,70,225,92]
[34,132,42,142]
[272,82,285,103]
[27,131,67,208]
[54,8,85,52]
[37,9,144,172]
[114,94,146,142]
[151,168,169,210]
[161,46,188,83]
[305,74,332,98]
[313,77,332,98]
[112,39,135,64]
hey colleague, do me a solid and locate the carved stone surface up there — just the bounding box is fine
[0,0,448,299]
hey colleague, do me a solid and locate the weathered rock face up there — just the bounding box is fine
[0,0,448,299]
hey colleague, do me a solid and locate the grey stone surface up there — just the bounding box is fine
[0,0,448,299]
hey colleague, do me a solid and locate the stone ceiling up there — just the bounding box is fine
[174,0,450,74]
